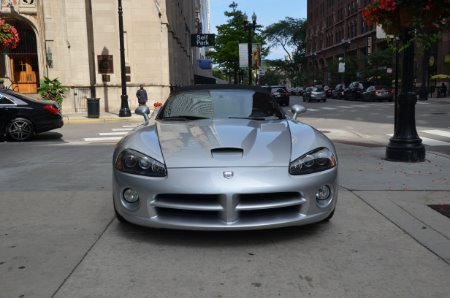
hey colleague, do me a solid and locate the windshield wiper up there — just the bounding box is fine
[161,115,210,121]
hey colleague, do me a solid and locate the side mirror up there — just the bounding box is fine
[291,104,307,119]
[135,105,151,124]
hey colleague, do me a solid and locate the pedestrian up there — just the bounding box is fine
[440,83,447,98]
[136,85,148,106]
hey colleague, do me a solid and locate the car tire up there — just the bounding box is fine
[7,118,34,141]
[323,99,327,102]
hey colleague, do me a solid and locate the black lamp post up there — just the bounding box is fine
[386,30,425,162]
[118,0,131,117]
[244,13,257,85]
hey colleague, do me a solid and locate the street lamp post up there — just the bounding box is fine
[118,0,131,117]
[244,13,257,85]
[386,31,425,162]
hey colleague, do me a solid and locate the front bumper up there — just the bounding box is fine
[113,166,338,230]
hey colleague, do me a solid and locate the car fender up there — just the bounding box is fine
[287,119,336,160]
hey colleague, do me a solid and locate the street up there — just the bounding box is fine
[1,97,450,297]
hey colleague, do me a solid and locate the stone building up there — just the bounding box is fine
[306,0,450,91]
[0,0,212,113]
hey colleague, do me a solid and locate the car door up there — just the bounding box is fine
[0,95,17,134]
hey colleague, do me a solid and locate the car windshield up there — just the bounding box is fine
[313,87,324,92]
[157,89,285,120]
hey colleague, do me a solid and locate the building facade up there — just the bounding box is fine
[306,0,450,90]
[0,0,211,113]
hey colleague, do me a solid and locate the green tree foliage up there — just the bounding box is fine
[207,2,264,84]
[263,17,307,86]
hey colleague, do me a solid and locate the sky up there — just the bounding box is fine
[209,0,307,60]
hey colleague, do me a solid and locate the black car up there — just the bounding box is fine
[362,85,393,102]
[0,90,63,141]
[344,81,371,100]
[331,84,346,99]
[267,86,290,106]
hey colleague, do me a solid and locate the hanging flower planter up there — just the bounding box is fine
[0,19,19,49]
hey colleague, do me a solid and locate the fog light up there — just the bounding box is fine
[123,188,139,203]
[316,185,331,208]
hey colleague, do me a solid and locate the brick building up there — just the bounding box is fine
[306,0,450,93]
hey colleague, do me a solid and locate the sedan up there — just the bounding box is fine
[269,86,290,106]
[303,87,327,102]
[362,85,393,102]
[113,85,338,230]
[0,90,63,141]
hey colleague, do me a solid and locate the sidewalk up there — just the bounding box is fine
[62,111,147,123]
[336,143,450,263]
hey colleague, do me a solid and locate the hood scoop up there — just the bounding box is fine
[211,147,243,161]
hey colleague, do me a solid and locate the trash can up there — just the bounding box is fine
[87,98,100,118]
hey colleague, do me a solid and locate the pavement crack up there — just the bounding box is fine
[50,216,116,297]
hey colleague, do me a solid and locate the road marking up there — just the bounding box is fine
[337,106,353,108]
[122,124,140,128]
[321,107,337,110]
[99,132,128,136]
[421,130,450,138]
[352,104,371,108]
[387,134,449,146]
[112,128,133,131]
[306,108,319,111]
[84,137,123,142]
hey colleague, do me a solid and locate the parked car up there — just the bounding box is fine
[269,86,290,106]
[324,85,332,98]
[362,85,393,102]
[0,90,63,141]
[113,85,338,230]
[331,84,346,99]
[344,81,369,100]
[303,87,327,102]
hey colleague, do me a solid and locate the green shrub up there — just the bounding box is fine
[37,77,68,108]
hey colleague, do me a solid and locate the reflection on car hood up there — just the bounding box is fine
[157,119,291,168]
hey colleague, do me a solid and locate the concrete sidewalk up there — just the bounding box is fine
[62,111,145,123]
[336,144,450,264]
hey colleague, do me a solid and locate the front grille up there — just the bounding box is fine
[152,192,305,225]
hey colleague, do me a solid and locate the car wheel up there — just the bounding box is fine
[7,118,34,141]
[323,99,327,102]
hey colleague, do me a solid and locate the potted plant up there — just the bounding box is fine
[37,77,68,110]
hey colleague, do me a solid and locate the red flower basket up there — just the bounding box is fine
[0,19,19,49]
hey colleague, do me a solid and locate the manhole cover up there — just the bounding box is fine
[428,204,450,218]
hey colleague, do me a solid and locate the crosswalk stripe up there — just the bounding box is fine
[99,132,128,136]
[307,108,319,111]
[421,130,450,138]
[387,134,449,146]
[321,107,337,110]
[122,124,139,128]
[112,128,133,131]
[337,106,353,108]
[84,137,123,142]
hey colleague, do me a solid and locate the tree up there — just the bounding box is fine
[207,2,264,84]
[263,17,307,86]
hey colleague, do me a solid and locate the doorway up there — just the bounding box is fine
[1,19,39,93]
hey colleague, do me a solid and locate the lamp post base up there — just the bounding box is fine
[385,92,425,162]
[119,94,131,117]
[386,140,425,162]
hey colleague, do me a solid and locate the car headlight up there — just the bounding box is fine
[115,149,167,177]
[289,147,337,175]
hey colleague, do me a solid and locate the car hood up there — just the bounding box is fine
[157,119,292,168]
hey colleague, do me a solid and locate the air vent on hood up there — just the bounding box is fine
[211,147,243,161]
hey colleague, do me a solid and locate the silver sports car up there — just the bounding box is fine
[113,85,338,230]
